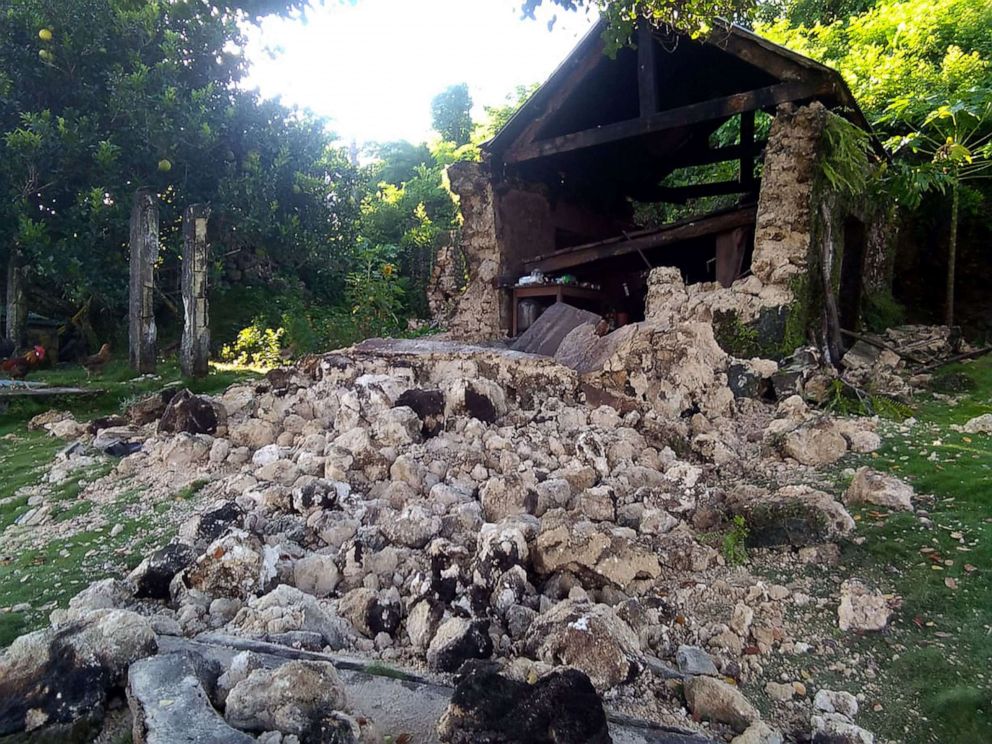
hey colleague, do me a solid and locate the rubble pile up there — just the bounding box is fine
[2,323,931,743]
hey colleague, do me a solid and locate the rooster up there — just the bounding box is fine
[1,345,46,379]
[81,343,111,378]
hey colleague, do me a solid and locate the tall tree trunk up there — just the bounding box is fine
[129,189,160,373]
[945,181,959,328]
[5,250,27,347]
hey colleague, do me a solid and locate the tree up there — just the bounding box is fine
[885,92,992,327]
[520,0,756,48]
[0,0,361,342]
[430,83,473,146]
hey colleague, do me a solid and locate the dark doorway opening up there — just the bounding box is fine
[839,216,867,339]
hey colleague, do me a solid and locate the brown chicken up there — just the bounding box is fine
[1,345,46,379]
[81,343,111,378]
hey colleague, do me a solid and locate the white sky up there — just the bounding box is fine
[242,0,597,145]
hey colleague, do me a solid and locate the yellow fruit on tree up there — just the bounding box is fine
[38,49,52,61]
[38,28,53,42]
[158,159,172,172]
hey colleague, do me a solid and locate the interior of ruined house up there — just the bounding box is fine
[478,20,876,337]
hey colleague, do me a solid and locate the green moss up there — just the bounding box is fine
[712,310,763,358]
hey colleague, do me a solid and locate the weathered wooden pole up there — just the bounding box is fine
[180,204,211,377]
[128,188,160,373]
[5,251,27,347]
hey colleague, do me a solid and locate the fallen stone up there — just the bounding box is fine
[843,468,914,511]
[838,580,890,632]
[732,721,783,744]
[813,689,859,719]
[437,661,611,744]
[0,610,157,735]
[426,617,493,673]
[129,543,197,600]
[523,600,640,690]
[224,660,349,735]
[729,485,854,547]
[128,652,253,744]
[183,531,267,600]
[811,714,875,743]
[676,645,719,676]
[683,676,760,733]
[961,413,992,434]
[532,516,661,591]
[780,418,848,466]
[158,388,221,435]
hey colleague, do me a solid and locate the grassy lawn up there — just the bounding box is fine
[0,357,256,647]
[828,357,991,743]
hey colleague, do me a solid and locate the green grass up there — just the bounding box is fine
[827,357,992,743]
[0,356,257,647]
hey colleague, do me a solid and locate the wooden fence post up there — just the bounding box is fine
[128,188,159,373]
[180,204,211,377]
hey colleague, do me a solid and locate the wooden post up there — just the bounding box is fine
[5,251,27,347]
[739,110,756,191]
[128,188,159,373]
[180,204,211,377]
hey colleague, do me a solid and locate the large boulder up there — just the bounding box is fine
[227,584,353,649]
[129,543,197,600]
[728,485,854,548]
[224,660,349,736]
[843,468,913,511]
[778,418,848,466]
[684,676,760,733]
[532,515,660,591]
[128,652,254,744]
[183,531,268,600]
[158,389,222,435]
[523,600,640,690]
[426,617,494,673]
[437,662,611,744]
[0,610,157,735]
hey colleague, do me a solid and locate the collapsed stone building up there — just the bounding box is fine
[432,20,894,366]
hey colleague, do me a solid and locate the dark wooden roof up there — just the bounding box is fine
[484,18,876,188]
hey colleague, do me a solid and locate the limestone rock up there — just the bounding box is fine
[683,675,760,733]
[0,610,156,735]
[129,543,197,600]
[228,584,352,649]
[437,662,611,744]
[158,388,221,435]
[184,531,266,600]
[780,418,848,466]
[813,689,859,718]
[426,617,493,673]
[676,644,718,676]
[523,600,640,690]
[395,388,446,437]
[532,516,660,591]
[128,652,254,744]
[843,468,913,511]
[838,580,890,632]
[224,660,348,735]
[729,485,854,547]
[732,721,783,744]
[961,413,992,435]
[811,714,875,743]
[292,553,340,598]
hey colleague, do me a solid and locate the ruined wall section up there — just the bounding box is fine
[430,161,505,341]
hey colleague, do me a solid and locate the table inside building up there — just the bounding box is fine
[511,284,604,336]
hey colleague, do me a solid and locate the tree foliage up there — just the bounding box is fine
[430,83,473,147]
[0,0,360,334]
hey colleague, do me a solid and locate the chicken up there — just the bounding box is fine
[1,345,46,379]
[81,343,111,378]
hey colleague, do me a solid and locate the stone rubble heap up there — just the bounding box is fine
[0,332,918,744]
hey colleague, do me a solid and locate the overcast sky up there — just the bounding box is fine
[242,0,597,145]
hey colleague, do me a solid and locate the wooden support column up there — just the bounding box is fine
[739,110,756,190]
[5,251,27,347]
[128,188,160,373]
[180,204,211,378]
[637,23,658,117]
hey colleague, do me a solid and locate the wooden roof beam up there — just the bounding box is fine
[506,79,835,164]
[523,206,758,273]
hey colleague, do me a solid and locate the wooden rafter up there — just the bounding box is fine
[637,23,658,117]
[522,206,758,272]
[630,178,759,204]
[506,79,836,163]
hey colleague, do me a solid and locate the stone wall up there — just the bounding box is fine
[430,161,504,341]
